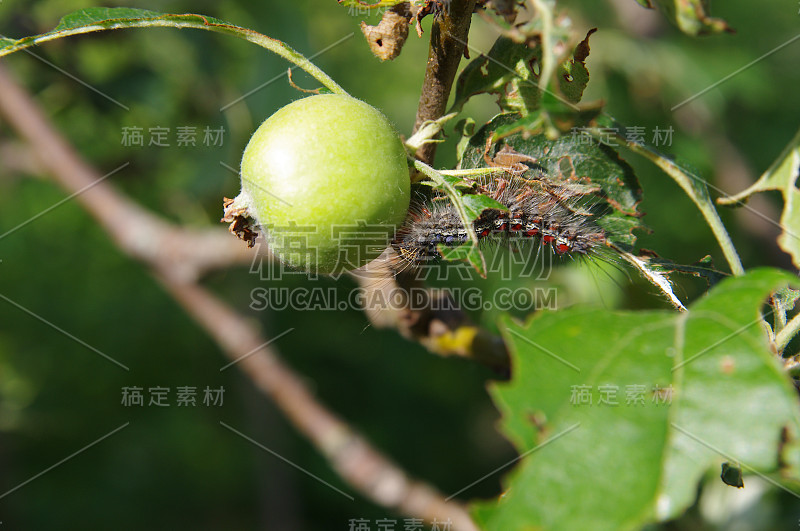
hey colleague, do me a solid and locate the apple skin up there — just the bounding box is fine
[240,94,410,274]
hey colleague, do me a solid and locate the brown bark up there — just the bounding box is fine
[412,0,478,165]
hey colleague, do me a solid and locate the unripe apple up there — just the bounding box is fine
[237,94,410,275]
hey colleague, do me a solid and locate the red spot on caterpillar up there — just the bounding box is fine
[526,229,539,236]
[543,234,555,244]
[555,243,570,254]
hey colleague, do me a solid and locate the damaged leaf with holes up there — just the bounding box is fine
[459,113,644,249]
[451,35,543,114]
[451,27,598,116]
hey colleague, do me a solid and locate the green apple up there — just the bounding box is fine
[238,94,410,275]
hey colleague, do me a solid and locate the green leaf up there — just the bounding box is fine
[594,115,744,276]
[490,102,605,140]
[451,36,542,115]
[438,241,485,275]
[775,287,800,315]
[451,17,606,141]
[556,29,596,104]
[592,215,641,248]
[417,173,477,192]
[0,7,345,95]
[636,0,732,36]
[472,268,800,530]
[451,26,599,126]
[460,193,508,220]
[455,118,477,165]
[719,127,800,269]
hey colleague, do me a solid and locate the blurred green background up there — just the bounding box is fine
[0,0,798,529]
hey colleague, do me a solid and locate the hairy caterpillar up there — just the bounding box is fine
[392,174,611,270]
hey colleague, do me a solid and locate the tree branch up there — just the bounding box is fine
[0,63,478,530]
[412,0,478,165]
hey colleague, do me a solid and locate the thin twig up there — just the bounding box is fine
[528,0,553,92]
[0,14,348,97]
[776,312,800,353]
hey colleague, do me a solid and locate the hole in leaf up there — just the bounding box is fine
[794,164,800,190]
[530,58,540,77]
[720,462,744,488]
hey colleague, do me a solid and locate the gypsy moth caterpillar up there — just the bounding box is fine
[392,173,612,272]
